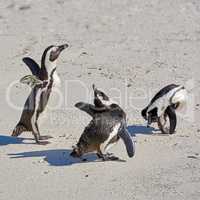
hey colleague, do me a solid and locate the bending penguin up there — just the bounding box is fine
[71,85,135,161]
[141,84,187,134]
[12,44,68,144]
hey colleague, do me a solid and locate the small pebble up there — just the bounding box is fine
[19,5,31,10]
[145,70,150,74]
[127,83,132,87]
[187,156,198,159]
[59,134,66,138]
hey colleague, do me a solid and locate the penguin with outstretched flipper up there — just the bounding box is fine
[71,85,135,161]
[12,44,68,144]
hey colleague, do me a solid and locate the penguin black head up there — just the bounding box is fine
[141,106,158,125]
[49,44,69,62]
[70,145,84,158]
[40,44,68,79]
[92,84,115,108]
[141,107,148,120]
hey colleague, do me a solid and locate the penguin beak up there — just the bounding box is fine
[49,44,69,62]
[58,44,69,52]
[92,84,98,97]
[70,146,82,157]
[92,84,109,100]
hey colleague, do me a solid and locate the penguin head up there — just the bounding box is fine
[70,145,83,158]
[142,106,158,123]
[92,84,115,107]
[41,44,68,76]
[141,107,148,120]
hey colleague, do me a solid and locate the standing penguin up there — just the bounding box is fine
[141,84,187,134]
[12,44,68,144]
[70,85,135,161]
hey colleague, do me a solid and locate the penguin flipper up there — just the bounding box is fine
[12,124,27,137]
[20,75,43,88]
[75,102,95,117]
[90,105,108,112]
[118,126,135,158]
[22,57,41,77]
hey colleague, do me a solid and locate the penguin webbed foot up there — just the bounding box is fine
[39,135,53,140]
[105,155,119,161]
[36,140,50,145]
[97,152,119,161]
[33,135,50,145]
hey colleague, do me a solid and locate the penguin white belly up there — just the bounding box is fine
[38,84,58,126]
[52,71,61,88]
[38,72,61,126]
[31,88,45,133]
[100,123,121,153]
[31,80,54,132]
[104,140,118,152]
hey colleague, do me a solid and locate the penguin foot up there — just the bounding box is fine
[97,153,119,161]
[106,152,114,156]
[105,155,119,161]
[36,140,50,145]
[39,135,53,140]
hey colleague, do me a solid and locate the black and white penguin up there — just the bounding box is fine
[12,44,68,144]
[141,84,187,134]
[70,85,135,161]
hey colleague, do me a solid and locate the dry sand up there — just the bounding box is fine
[0,0,200,200]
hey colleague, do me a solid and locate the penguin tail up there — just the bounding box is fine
[11,124,27,137]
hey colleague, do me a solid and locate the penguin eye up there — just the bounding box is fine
[49,49,59,62]
[100,92,109,101]
[95,89,109,101]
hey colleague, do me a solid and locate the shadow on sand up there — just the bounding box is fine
[127,124,159,136]
[8,149,126,166]
[5,125,161,166]
[0,135,35,146]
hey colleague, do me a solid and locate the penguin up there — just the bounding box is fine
[70,85,135,161]
[12,44,68,144]
[141,84,187,134]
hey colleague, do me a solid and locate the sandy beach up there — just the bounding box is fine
[0,0,200,199]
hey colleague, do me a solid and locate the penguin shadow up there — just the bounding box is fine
[127,124,159,136]
[8,149,125,166]
[0,135,35,146]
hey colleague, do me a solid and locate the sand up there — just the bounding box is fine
[0,0,200,200]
